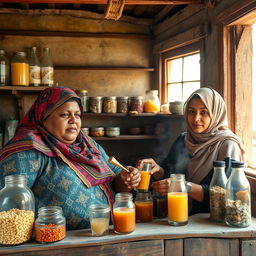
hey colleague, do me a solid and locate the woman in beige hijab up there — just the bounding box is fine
[137,87,244,214]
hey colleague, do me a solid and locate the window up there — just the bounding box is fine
[252,23,256,167]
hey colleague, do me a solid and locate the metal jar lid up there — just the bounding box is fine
[91,127,104,131]
[76,89,88,95]
[106,127,120,131]
[104,96,117,100]
[90,96,103,100]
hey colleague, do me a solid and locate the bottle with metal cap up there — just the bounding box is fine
[28,46,41,87]
[41,47,54,87]
[76,89,89,112]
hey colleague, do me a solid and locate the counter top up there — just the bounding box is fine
[1,214,256,255]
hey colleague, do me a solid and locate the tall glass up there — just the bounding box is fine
[136,162,152,191]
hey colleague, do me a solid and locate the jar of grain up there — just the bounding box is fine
[103,96,117,113]
[35,206,66,243]
[117,96,129,113]
[89,96,103,113]
[0,175,35,245]
[91,127,105,137]
[129,96,143,113]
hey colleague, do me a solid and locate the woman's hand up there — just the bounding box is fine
[151,178,171,195]
[120,166,141,190]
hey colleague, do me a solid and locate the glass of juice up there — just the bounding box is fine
[136,162,152,191]
[88,204,110,236]
[135,191,153,222]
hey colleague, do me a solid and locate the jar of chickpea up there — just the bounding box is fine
[0,175,35,245]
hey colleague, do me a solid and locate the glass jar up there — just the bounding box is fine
[28,46,41,87]
[11,51,29,86]
[209,161,227,222]
[89,96,103,113]
[0,175,35,245]
[113,193,135,234]
[225,162,251,228]
[41,47,54,87]
[35,206,66,243]
[106,127,120,137]
[153,191,168,218]
[135,191,153,222]
[0,49,10,86]
[76,89,89,113]
[117,96,129,113]
[103,96,117,113]
[91,127,105,137]
[168,173,188,226]
[129,96,143,113]
[143,90,160,113]
[81,127,90,136]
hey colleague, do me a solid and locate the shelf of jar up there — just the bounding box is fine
[83,113,183,117]
[0,86,47,91]
[54,66,155,71]
[92,135,157,140]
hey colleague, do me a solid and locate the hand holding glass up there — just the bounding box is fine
[136,162,152,191]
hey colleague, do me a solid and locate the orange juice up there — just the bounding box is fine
[137,171,151,190]
[113,207,135,233]
[135,201,153,222]
[11,62,29,86]
[90,218,109,236]
[168,192,188,223]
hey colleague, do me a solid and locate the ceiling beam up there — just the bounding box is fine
[154,5,175,22]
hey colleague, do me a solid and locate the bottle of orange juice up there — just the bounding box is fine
[113,193,136,234]
[168,173,188,226]
[135,191,153,222]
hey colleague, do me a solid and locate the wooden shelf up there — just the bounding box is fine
[0,86,47,92]
[83,112,183,117]
[54,66,155,71]
[92,135,157,141]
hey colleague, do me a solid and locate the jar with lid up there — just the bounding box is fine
[103,96,117,113]
[152,191,167,218]
[91,127,105,137]
[41,47,54,87]
[81,127,90,136]
[89,96,103,113]
[168,173,188,226]
[0,49,10,86]
[0,175,35,245]
[117,96,129,113]
[209,161,227,222]
[113,193,135,234]
[11,51,29,86]
[106,127,120,137]
[28,46,41,87]
[143,90,160,113]
[225,162,251,228]
[35,206,66,243]
[76,90,89,113]
[135,191,153,222]
[129,96,143,113]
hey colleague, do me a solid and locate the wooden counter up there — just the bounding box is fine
[1,214,256,256]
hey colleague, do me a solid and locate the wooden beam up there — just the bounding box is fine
[154,5,175,23]
[20,2,30,8]
[47,3,55,8]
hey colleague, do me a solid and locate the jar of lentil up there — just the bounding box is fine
[76,89,89,113]
[89,96,103,113]
[103,96,117,113]
[117,96,129,113]
[129,96,143,113]
[0,175,35,245]
[91,127,105,137]
[35,206,66,243]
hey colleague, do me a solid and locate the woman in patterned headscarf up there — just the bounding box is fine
[137,87,244,214]
[0,87,140,229]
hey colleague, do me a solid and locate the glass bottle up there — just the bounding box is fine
[113,192,135,234]
[11,51,29,86]
[0,49,10,86]
[35,206,66,243]
[225,161,251,228]
[143,90,160,113]
[28,46,41,87]
[135,191,153,222]
[168,173,188,226]
[41,47,54,87]
[0,175,35,245]
[209,161,227,222]
[153,191,168,218]
[76,89,89,112]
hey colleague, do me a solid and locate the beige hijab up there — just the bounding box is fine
[184,87,245,184]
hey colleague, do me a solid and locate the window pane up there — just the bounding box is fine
[167,58,182,83]
[252,23,256,167]
[168,83,182,102]
[183,54,200,81]
[183,82,200,101]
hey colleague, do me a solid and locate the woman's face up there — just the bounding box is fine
[43,101,82,144]
[187,97,211,134]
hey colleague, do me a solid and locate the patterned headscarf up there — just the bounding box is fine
[184,87,245,183]
[0,87,116,188]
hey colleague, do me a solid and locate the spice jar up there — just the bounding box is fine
[135,191,153,222]
[103,96,117,113]
[35,206,66,243]
[168,173,188,226]
[209,161,227,222]
[117,96,129,113]
[76,90,89,113]
[153,191,167,218]
[91,127,105,137]
[225,162,251,228]
[113,193,135,234]
[0,49,10,86]
[106,127,120,137]
[129,96,143,113]
[0,175,35,245]
[11,51,29,86]
[89,96,103,113]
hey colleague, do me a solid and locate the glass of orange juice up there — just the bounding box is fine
[168,174,188,226]
[88,204,110,236]
[136,162,152,191]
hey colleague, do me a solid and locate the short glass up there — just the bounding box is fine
[88,204,110,236]
[136,162,152,191]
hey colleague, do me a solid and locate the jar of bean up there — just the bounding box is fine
[0,175,35,245]
[103,96,117,113]
[35,206,66,243]
[117,96,129,113]
[89,96,103,113]
[129,96,143,113]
